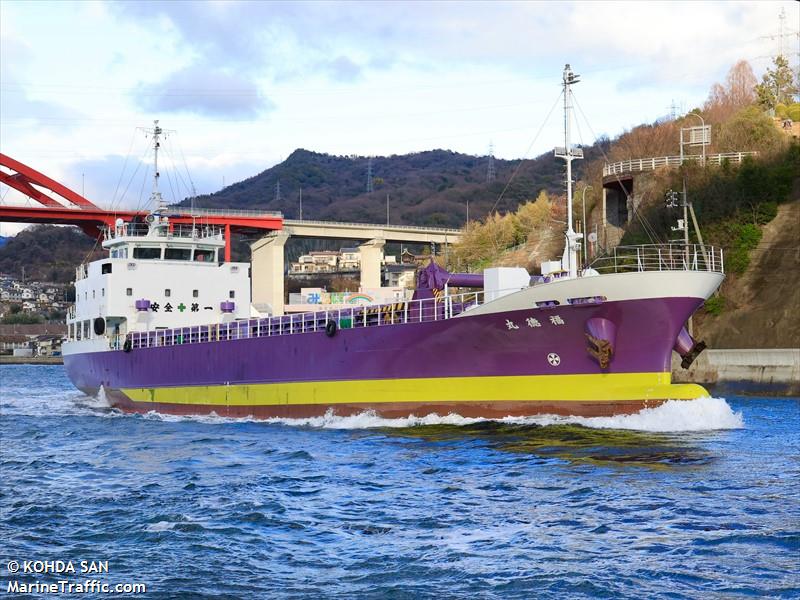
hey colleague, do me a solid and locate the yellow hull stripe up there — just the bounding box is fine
[121,372,709,406]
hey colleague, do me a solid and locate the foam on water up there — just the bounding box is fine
[137,396,744,432]
[256,397,743,432]
[0,369,742,432]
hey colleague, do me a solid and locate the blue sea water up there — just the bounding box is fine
[1,365,798,599]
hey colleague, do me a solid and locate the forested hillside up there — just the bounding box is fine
[182,146,603,228]
[0,225,102,283]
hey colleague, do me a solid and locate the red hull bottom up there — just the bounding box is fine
[107,393,666,419]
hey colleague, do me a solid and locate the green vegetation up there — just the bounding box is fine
[186,146,600,228]
[703,295,726,316]
[450,191,556,271]
[755,56,799,111]
[1,305,44,324]
[621,140,798,273]
[0,225,101,282]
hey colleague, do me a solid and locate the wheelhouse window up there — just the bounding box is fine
[165,289,171,297]
[126,288,133,296]
[229,290,235,299]
[193,248,215,262]
[193,290,199,298]
[165,248,191,261]
[133,246,161,260]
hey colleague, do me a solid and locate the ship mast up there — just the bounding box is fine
[555,64,583,278]
[148,120,165,213]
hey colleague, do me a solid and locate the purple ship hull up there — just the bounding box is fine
[63,295,710,419]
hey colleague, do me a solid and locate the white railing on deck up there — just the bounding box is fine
[591,244,724,274]
[126,290,495,351]
[602,152,758,177]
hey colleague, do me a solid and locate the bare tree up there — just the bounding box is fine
[705,60,757,122]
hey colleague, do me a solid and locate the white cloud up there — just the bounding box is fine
[0,0,796,239]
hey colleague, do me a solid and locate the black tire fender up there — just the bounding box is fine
[325,319,337,338]
[93,317,106,336]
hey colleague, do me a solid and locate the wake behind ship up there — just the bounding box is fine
[62,66,724,419]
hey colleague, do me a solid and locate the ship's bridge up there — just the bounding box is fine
[101,215,226,264]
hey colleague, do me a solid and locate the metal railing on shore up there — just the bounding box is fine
[591,243,724,274]
[602,152,758,177]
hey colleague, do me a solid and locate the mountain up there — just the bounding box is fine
[181,147,602,227]
[0,225,103,283]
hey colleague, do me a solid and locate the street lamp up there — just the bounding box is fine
[581,185,592,264]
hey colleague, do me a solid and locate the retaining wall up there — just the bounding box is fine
[672,348,799,396]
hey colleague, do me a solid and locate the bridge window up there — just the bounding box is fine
[229,290,235,299]
[102,263,112,274]
[165,248,191,261]
[126,288,132,296]
[133,246,162,260]
[193,248,214,262]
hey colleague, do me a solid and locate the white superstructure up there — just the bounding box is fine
[63,121,250,355]
[64,213,251,353]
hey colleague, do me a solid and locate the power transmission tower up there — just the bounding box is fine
[274,180,282,203]
[668,100,679,121]
[760,7,800,63]
[366,157,374,193]
[486,142,496,183]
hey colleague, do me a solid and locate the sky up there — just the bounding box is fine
[0,0,797,235]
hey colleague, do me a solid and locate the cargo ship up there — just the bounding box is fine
[62,66,723,418]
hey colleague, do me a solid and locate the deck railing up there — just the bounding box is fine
[602,152,757,177]
[126,289,494,351]
[590,243,724,274]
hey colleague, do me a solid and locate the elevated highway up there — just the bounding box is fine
[252,220,461,316]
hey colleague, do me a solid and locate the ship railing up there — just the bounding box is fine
[590,243,724,274]
[104,223,225,240]
[125,288,508,351]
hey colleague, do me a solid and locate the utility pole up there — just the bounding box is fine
[466,199,470,225]
[386,193,390,225]
[299,187,303,220]
[486,142,496,183]
[367,157,374,193]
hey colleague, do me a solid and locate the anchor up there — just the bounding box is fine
[673,326,706,369]
[584,317,616,370]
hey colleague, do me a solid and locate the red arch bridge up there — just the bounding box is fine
[0,153,284,262]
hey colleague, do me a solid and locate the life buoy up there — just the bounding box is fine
[93,317,106,336]
[325,319,337,337]
[122,338,132,353]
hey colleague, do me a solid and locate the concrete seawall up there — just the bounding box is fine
[672,349,799,396]
[0,356,64,365]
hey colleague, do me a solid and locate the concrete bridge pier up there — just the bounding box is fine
[359,238,385,290]
[251,231,290,316]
